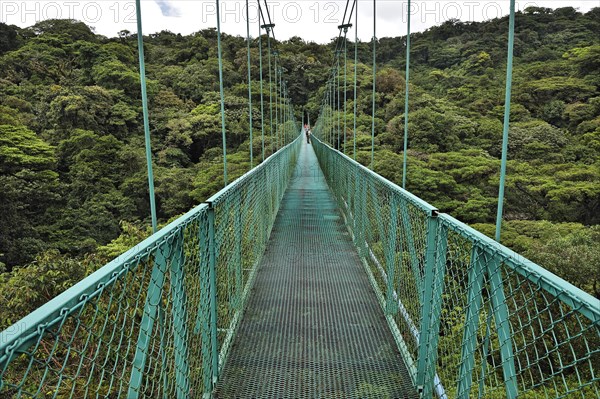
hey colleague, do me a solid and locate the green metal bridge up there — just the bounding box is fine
[1,134,598,398]
[1,0,599,398]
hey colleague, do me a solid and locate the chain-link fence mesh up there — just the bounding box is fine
[0,134,302,398]
[312,135,600,399]
[0,209,212,399]
[428,214,600,399]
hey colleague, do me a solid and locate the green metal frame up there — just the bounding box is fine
[1,122,598,399]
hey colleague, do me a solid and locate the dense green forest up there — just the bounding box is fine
[0,6,599,328]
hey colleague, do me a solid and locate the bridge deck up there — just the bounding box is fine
[215,141,417,398]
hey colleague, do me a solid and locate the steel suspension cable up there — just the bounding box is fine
[495,0,516,244]
[353,0,358,160]
[279,69,283,146]
[279,68,283,145]
[135,0,157,233]
[263,0,276,40]
[246,0,253,168]
[274,52,279,150]
[337,56,341,150]
[330,78,334,145]
[402,0,411,189]
[266,31,274,154]
[257,2,265,161]
[371,0,376,169]
[215,0,228,185]
[343,28,348,154]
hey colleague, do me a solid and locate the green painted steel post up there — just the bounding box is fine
[135,0,157,233]
[371,0,376,169]
[207,205,219,385]
[128,243,169,398]
[157,305,169,398]
[486,257,518,398]
[246,0,253,168]
[457,246,486,399]
[385,197,399,315]
[495,0,516,242]
[169,231,190,398]
[353,0,358,160]
[402,0,411,189]
[416,213,440,393]
[216,0,228,186]
[423,223,448,398]
[194,218,213,395]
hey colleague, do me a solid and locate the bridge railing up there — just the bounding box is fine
[0,134,302,398]
[311,136,600,399]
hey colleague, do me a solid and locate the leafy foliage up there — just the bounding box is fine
[0,7,598,326]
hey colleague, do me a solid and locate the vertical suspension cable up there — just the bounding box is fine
[337,56,341,150]
[332,74,335,146]
[330,80,334,145]
[267,31,274,155]
[329,84,332,145]
[135,0,157,233]
[343,29,348,154]
[402,0,411,189]
[279,66,283,147]
[371,0,376,169]
[286,86,290,143]
[284,80,287,144]
[495,0,516,243]
[280,72,283,145]
[274,52,279,150]
[216,0,228,185]
[353,0,358,160]
[246,0,253,168]
[257,5,265,162]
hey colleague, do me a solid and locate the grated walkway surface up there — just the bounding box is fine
[215,142,418,399]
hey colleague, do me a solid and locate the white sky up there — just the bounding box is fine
[1,1,598,43]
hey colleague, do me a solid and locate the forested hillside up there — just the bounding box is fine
[0,6,599,328]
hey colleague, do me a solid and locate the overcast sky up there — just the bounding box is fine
[1,1,598,43]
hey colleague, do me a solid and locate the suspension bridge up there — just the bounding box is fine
[1,0,599,398]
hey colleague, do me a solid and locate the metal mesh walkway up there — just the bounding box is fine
[215,141,417,398]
